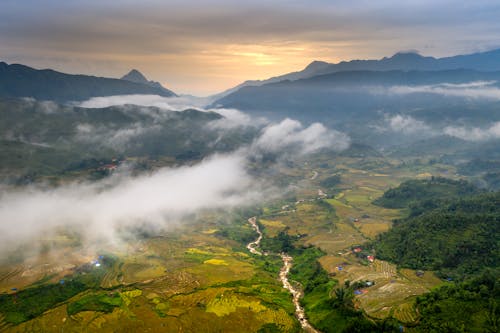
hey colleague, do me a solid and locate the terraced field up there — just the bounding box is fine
[0,154,455,331]
[0,215,302,332]
[265,155,448,325]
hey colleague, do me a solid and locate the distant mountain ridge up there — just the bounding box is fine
[0,96,254,178]
[215,48,500,98]
[213,68,500,126]
[305,48,500,73]
[121,69,175,96]
[0,62,176,103]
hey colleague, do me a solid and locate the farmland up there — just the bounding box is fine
[0,153,474,332]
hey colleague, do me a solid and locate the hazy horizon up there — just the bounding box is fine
[2,0,500,95]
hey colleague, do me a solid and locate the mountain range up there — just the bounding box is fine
[0,62,176,102]
[3,48,500,104]
[216,48,500,98]
[212,68,500,125]
[211,48,500,129]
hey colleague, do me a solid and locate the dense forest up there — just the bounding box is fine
[373,177,479,208]
[373,177,479,209]
[371,178,499,332]
[373,181,499,279]
[415,270,499,333]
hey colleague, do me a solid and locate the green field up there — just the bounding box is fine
[0,152,492,332]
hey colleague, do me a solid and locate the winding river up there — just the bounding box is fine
[247,217,319,332]
[246,216,263,255]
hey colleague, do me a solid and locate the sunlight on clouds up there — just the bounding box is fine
[2,1,500,95]
[232,52,277,66]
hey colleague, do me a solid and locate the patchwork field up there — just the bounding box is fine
[254,155,448,326]
[0,154,456,331]
[0,217,301,332]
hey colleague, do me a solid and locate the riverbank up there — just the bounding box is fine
[246,216,319,333]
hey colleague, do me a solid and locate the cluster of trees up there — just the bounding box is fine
[66,292,123,316]
[416,270,499,332]
[320,174,342,189]
[269,242,401,332]
[373,177,478,209]
[373,185,499,279]
[457,159,500,190]
[259,229,295,254]
[0,254,116,324]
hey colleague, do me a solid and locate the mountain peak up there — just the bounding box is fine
[305,60,330,70]
[387,51,424,60]
[121,69,149,84]
[120,69,177,96]
[394,50,421,55]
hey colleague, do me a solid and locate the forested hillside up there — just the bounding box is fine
[373,177,479,209]
[374,183,498,279]
[371,179,499,332]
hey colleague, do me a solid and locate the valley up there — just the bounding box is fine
[1,12,500,331]
[0,150,470,332]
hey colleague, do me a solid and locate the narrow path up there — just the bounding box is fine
[246,217,319,332]
[310,170,318,180]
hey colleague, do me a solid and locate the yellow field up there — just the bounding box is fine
[258,218,287,237]
[0,154,456,331]
[289,155,446,323]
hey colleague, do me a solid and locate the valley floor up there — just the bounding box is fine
[0,154,457,332]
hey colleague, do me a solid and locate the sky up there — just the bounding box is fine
[2,0,500,95]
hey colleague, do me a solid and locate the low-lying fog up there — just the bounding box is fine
[0,95,350,257]
[2,89,499,259]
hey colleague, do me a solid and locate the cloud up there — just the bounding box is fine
[77,95,350,151]
[0,102,351,254]
[21,98,63,114]
[75,96,258,153]
[0,153,262,251]
[78,95,263,130]
[444,122,500,141]
[3,1,500,94]
[207,108,267,129]
[387,81,500,100]
[378,114,500,142]
[384,114,433,135]
[252,118,350,154]
[75,122,161,150]
[78,94,212,110]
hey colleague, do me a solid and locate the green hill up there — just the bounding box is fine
[0,97,254,180]
[415,270,499,333]
[373,177,478,209]
[373,186,499,279]
[371,179,500,331]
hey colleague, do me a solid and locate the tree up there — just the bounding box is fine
[333,287,354,309]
